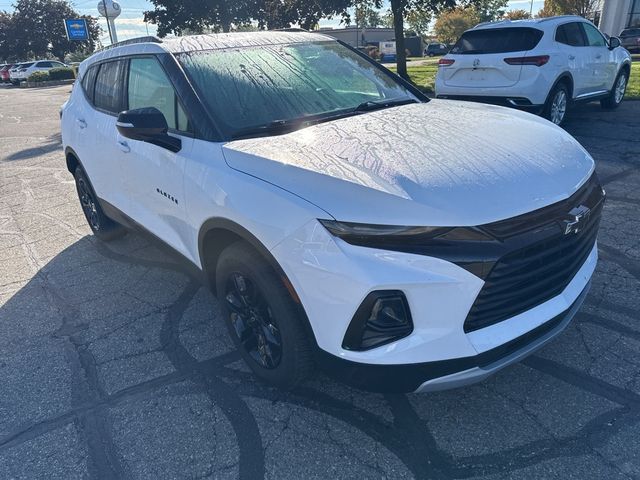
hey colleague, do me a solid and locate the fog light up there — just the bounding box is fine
[342,291,413,351]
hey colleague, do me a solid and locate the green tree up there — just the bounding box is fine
[504,8,532,20]
[463,0,508,22]
[3,0,100,61]
[542,0,599,17]
[405,9,432,36]
[434,6,480,44]
[350,2,383,27]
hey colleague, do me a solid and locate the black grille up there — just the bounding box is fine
[464,175,604,333]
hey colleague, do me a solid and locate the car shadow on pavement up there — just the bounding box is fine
[4,132,62,162]
[2,227,639,479]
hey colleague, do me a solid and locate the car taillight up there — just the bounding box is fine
[504,55,550,67]
[438,58,455,66]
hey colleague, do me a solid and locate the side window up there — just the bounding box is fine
[127,57,190,132]
[81,65,98,103]
[94,60,126,114]
[556,23,587,47]
[582,23,607,47]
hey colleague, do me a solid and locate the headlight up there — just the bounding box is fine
[319,219,497,279]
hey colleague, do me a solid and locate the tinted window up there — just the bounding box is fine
[450,28,543,54]
[127,57,189,132]
[94,60,126,113]
[178,41,415,137]
[583,23,606,46]
[81,65,98,103]
[621,28,640,37]
[556,23,587,46]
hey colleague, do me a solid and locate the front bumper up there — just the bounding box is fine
[317,281,589,393]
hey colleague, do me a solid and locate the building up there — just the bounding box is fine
[317,27,424,57]
[597,0,640,36]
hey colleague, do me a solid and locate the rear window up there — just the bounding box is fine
[450,27,544,54]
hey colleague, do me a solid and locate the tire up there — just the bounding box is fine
[428,52,435,57]
[74,166,126,241]
[601,70,628,110]
[216,241,314,389]
[542,83,569,126]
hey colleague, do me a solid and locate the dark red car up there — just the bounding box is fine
[0,64,16,82]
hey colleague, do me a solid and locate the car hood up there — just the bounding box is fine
[222,100,594,226]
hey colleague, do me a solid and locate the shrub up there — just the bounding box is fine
[48,67,75,81]
[27,71,49,82]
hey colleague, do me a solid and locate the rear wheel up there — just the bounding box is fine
[543,83,569,126]
[216,242,314,389]
[601,70,628,109]
[74,166,125,241]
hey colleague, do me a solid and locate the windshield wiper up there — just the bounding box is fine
[230,119,311,140]
[353,97,419,113]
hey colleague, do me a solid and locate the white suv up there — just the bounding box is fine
[61,32,604,393]
[9,60,67,84]
[435,16,632,125]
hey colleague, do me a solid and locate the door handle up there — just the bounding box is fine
[595,54,602,59]
[118,140,130,153]
[568,55,576,60]
[77,118,87,129]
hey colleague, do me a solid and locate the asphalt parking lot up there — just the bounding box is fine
[1,84,639,480]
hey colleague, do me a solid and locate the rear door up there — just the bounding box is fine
[86,59,129,210]
[554,22,591,97]
[442,27,544,88]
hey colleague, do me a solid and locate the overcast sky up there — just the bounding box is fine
[0,0,546,45]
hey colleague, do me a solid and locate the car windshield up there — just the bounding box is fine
[178,41,418,139]
[451,27,544,54]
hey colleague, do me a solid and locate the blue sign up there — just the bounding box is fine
[64,19,89,41]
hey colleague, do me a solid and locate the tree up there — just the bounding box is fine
[405,9,432,36]
[504,8,532,20]
[463,0,508,22]
[1,0,100,61]
[537,0,598,18]
[434,7,480,44]
[350,2,383,28]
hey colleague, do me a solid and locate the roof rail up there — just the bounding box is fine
[272,27,309,33]
[536,14,583,23]
[100,36,163,51]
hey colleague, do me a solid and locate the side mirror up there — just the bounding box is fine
[609,36,621,49]
[116,107,181,153]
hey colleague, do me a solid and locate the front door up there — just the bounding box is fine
[118,56,195,259]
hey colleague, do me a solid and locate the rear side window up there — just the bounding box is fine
[450,28,544,54]
[37,61,53,68]
[127,57,190,132]
[94,60,126,113]
[556,23,587,46]
[81,65,98,103]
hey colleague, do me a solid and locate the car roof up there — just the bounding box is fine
[80,31,335,75]
[473,15,588,31]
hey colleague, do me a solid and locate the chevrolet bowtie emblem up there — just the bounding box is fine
[563,205,591,235]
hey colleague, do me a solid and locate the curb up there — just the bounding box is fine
[21,79,75,88]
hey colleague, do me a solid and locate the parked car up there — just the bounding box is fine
[435,16,632,125]
[9,60,67,84]
[61,32,604,393]
[620,27,640,53]
[424,42,449,56]
[0,64,13,83]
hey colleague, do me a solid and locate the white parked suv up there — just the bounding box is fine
[61,32,605,392]
[435,16,632,125]
[10,59,67,84]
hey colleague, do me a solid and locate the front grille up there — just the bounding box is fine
[464,175,604,333]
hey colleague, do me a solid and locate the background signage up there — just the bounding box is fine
[64,19,89,41]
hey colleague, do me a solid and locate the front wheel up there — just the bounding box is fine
[216,242,314,389]
[601,71,628,109]
[543,83,569,126]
